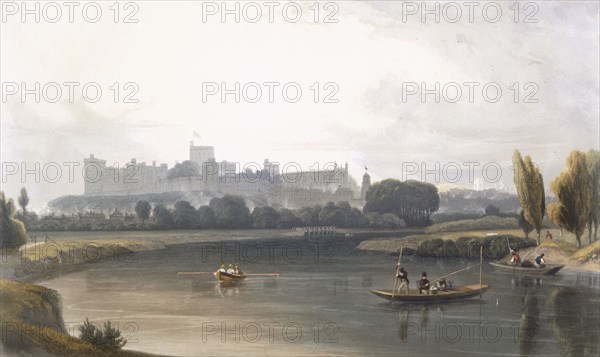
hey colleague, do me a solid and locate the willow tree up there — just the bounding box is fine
[547,202,564,237]
[586,150,600,243]
[550,151,591,248]
[512,150,546,245]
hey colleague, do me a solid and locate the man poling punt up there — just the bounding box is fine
[371,245,490,303]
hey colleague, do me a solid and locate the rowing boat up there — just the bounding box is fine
[371,284,490,303]
[488,262,565,275]
[214,271,247,282]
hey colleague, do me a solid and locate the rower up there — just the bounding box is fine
[234,264,243,275]
[418,272,430,295]
[534,253,545,268]
[396,267,409,294]
[509,249,521,266]
[217,264,226,273]
[227,264,235,274]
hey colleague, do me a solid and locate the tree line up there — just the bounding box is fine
[513,149,599,247]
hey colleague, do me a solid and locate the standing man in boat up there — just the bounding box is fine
[396,267,409,294]
[534,253,545,268]
[418,272,430,295]
[509,249,521,266]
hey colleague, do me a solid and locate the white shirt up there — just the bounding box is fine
[227,268,235,274]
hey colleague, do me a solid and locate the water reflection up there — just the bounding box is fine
[548,287,600,356]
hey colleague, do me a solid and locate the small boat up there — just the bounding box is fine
[214,271,247,282]
[372,284,490,302]
[489,262,565,275]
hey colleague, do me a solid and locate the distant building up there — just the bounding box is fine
[83,143,360,208]
[360,169,371,200]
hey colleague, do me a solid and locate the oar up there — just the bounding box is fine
[177,272,214,275]
[390,246,403,301]
[243,273,280,277]
[429,263,481,283]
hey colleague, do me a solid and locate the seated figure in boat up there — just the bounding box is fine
[418,272,430,295]
[436,278,447,291]
[396,267,409,294]
[227,264,235,274]
[217,264,226,273]
[509,249,521,266]
[234,264,243,275]
[534,253,545,268]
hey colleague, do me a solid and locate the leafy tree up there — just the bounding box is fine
[363,179,439,227]
[547,202,564,237]
[512,150,546,244]
[484,204,501,216]
[0,192,27,249]
[518,208,533,239]
[586,150,600,243]
[251,206,280,228]
[17,187,29,214]
[134,200,151,226]
[550,151,592,247]
[209,195,252,228]
[276,208,302,228]
[167,160,200,179]
[152,204,174,229]
[296,205,321,226]
[197,205,216,228]
[173,200,198,229]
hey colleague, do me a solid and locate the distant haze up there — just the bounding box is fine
[1,1,598,211]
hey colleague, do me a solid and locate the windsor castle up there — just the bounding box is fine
[82,142,371,208]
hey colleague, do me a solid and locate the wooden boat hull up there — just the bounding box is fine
[214,271,247,282]
[489,262,565,275]
[371,284,489,303]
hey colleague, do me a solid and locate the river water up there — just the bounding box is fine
[38,235,600,356]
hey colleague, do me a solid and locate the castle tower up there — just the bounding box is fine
[360,168,371,200]
[189,141,215,171]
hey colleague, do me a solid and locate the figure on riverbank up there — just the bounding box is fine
[545,230,553,240]
[418,272,430,295]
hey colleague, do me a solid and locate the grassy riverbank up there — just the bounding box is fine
[0,279,160,357]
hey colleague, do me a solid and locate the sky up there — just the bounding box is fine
[1,1,599,211]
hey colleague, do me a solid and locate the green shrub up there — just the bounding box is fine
[79,318,126,351]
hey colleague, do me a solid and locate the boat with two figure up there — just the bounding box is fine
[177,263,279,282]
[489,243,565,276]
[371,245,490,303]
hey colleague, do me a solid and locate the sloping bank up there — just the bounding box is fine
[1,241,168,356]
[0,279,160,357]
[2,240,165,282]
[357,234,600,272]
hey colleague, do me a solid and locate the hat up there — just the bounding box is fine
[422,272,427,277]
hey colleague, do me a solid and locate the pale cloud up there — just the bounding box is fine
[1,1,598,210]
